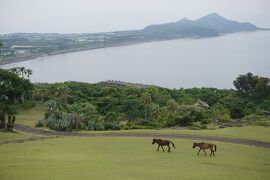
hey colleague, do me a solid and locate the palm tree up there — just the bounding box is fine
[149,103,161,119]
[9,67,32,78]
[33,86,48,102]
[140,92,152,121]
[166,99,179,112]
[26,69,33,78]
[55,85,69,104]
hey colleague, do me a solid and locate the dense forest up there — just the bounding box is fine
[0,67,269,131]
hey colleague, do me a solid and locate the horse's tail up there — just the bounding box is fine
[170,141,176,149]
[213,144,217,152]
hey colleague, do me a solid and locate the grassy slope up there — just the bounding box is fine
[15,107,270,142]
[0,137,269,180]
[16,106,45,127]
[0,131,30,141]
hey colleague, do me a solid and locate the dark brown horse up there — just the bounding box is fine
[152,138,175,152]
[193,142,217,156]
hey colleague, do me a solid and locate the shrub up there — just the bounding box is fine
[86,120,104,131]
[103,121,121,130]
[35,119,45,127]
[190,122,208,130]
[47,113,74,131]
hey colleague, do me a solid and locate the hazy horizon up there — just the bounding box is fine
[1,0,270,34]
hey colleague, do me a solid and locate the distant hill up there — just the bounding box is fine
[143,13,262,37]
[196,13,260,34]
[144,18,219,38]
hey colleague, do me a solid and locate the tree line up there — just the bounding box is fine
[0,67,269,131]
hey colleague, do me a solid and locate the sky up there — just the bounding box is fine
[0,0,270,34]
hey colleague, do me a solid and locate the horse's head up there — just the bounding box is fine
[152,138,156,144]
[192,142,197,148]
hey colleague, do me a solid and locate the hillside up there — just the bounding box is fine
[196,13,260,33]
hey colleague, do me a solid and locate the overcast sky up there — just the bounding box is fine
[1,0,270,34]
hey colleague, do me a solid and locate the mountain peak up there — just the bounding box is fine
[144,13,261,36]
[177,17,193,23]
[208,12,222,17]
[197,12,226,21]
[179,17,189,21]
[196,12,259,33]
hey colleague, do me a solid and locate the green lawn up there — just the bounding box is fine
[16,106,45,127]
[0,131,31,141]
[0,137,269,180]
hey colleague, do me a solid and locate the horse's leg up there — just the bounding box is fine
[161,145,165,152]
[167,145,171,152]
[197,148,201,155]
[212,149,215,156]
[209,148,212,156]
[203,149,207,156]
[157,145,160,151]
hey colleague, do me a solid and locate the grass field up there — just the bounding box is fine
[15,107,270,142]
[0,131,31,141]
[0,136,270,180]
[16,106,45,127]
[3,107,270,180]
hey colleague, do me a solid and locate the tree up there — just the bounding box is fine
[149,103,161,119]
[0,95,8,128]
[233,73,270,99]
[55,85,70,104]
[9,67,33,78]
[68,102,97,130]
[166,99,179,112]
[68,102,97,117]
[6,106,17,131]
[0,68,32,130]
[33,86,49,102]
[140,92,152,121]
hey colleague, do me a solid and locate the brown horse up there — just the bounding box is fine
[152,138,175,152]
[193,142,217,156]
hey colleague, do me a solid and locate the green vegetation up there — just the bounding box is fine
[12,106,270,142]
[0,137,269,180]
[7,105,268,145]
[32,73,269,131]
[0,68,32,131]
[1,68,270,132]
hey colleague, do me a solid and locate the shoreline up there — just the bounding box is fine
[0,36,214,66]
[0,41,151,66]
[0,30,267,66]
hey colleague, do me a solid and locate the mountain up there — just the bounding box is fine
[144,17,219,38]
[195,13,260,34]
[143,13,262,38]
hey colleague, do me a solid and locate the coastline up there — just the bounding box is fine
[0,41,150,66]
[1,29,267,66]
[0,36,212,66]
